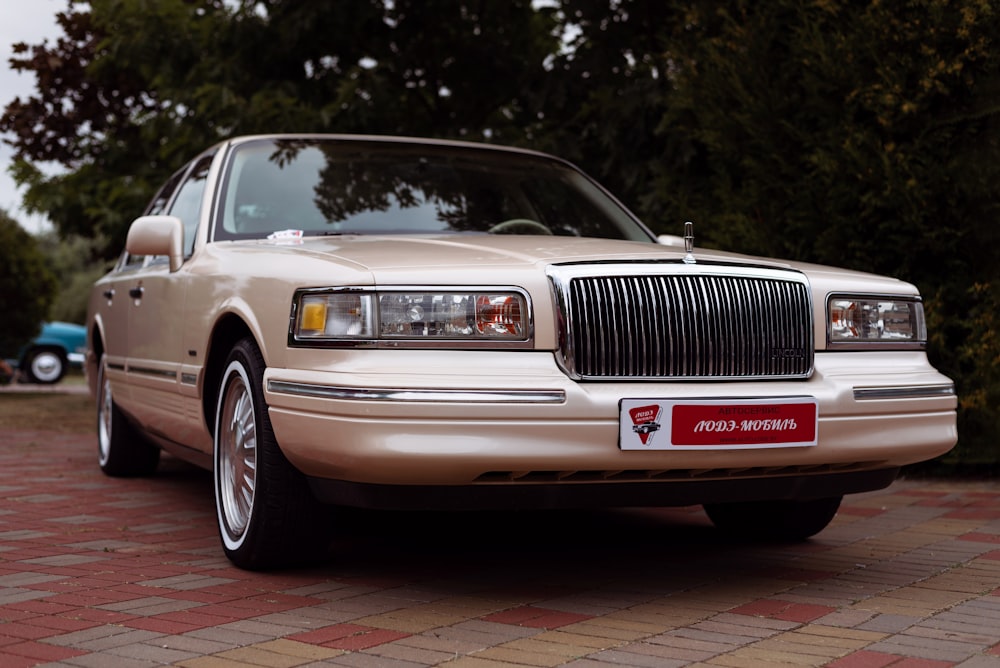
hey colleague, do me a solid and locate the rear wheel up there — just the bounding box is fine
[703,496,842,541]
[24,347,66,384]
[97,355,160,476]
[214,338,328,570]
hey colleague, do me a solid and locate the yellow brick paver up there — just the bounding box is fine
[772,630,875,651]
[910,518,982,536]
[601,608,705,629]
[530,628,625,650]
[711,646,828,666]
[559,618,659,642]
[210,646,310,668]
[797,625,887,643]
[472,646,574,667]
[849,596,940,616]
[243,639,346,662]
[176,658,260,668]
[441,657,526,667]
[878,584,975,607]
[357,609,472,633]
[751,635,861,658]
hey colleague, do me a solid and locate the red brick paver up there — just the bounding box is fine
[1,415,999,666]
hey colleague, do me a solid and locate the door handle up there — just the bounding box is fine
[129,286,144,299]
[103,288,115,300]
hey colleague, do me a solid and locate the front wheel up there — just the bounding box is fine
[214,338,329,570]
[703,496,842,541]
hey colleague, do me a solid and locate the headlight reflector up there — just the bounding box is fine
[828,296,926,347]
[475,295,523,337]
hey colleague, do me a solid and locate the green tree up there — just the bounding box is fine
[528,0,677,219]
[648,0,1000,464]
[1,0,558,254]
[35,232,112,324]
[0,211,57,358]
[2,3,174,254]
[951,282,1000,465]
[651,1,1000,275]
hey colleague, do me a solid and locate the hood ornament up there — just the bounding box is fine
[683,221,696,264]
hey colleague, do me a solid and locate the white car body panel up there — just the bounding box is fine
[86,134,957,516]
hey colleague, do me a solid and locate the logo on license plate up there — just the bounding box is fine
[628,404,662,446]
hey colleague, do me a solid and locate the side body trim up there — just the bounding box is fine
[266,380,566,404]
[853,384,955,400]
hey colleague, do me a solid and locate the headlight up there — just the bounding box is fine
[828,296,926,348]
[291,288,530,346]
[296,293,375,339]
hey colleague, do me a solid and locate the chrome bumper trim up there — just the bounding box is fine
[853,384,955,400]
[267,380,566,404]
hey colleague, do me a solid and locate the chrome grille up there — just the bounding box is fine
[549,264,813,380]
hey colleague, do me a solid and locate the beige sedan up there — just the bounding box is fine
[86,134,957,569]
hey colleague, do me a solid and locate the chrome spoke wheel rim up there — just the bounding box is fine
[218,371,257,544]
[97,364,113,466]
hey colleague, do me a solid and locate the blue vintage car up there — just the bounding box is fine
[14,322,87,384]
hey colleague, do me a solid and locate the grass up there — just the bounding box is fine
[0,380,93,434]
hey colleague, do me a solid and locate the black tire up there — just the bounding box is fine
[97,355,160,476]
[703,496,843,541]
[213,338,329,570]
[23,347,67,384]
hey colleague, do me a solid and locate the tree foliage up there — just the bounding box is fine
[652,1,1000,278]
[1,0,559,251]
[34,232,111,325]
[527,0,676,208]
[0,211,57,358]
[3,0,1000,464]
[646,0,1000,465]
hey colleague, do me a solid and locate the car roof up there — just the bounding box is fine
[219,133,563,162]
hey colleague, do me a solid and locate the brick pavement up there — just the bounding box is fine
[0,424,998,667]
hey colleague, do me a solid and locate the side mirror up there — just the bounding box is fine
[126,215,184,272]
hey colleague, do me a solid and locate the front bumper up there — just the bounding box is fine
[263,349,956,505]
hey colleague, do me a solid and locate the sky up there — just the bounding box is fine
[0,0,63,235]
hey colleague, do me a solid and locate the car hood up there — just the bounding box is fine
[233,233,909,289]
[245,234,686,270]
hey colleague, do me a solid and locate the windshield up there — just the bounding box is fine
[214,138,653,242]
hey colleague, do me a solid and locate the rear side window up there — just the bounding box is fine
[167,155,215,257]
[146,169,185,216]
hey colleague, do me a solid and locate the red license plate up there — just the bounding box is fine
[620,398,818,450]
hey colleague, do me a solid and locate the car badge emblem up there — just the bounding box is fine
[629,404,663,446]
[683,221,696,264]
